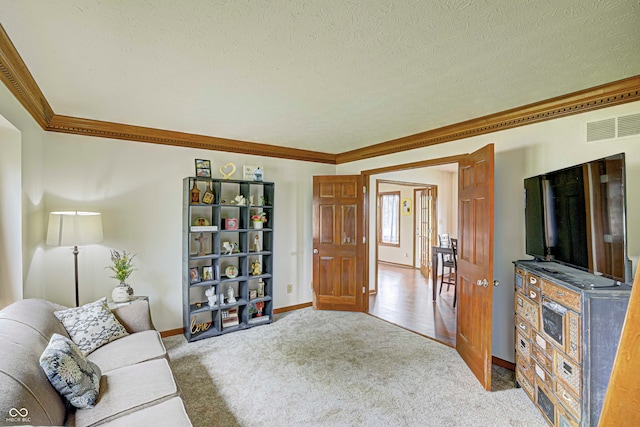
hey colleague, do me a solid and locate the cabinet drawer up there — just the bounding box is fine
[554,352,581,397]
[515,294,539,330]
[516,366,534,402]
[527,272,542,289]
[555,380,581,422]
[542,280,581,312]
[516,330,531,360]
[515,315,530,337]
[527,285,541,303]
[533,331,554,360]
[557,404,580,427]
[533,358,553,391]
[535,378,557,426]
[515,267,526,292]
[517,354,534,386]
[531,343,553,373]
[566,310,581,363]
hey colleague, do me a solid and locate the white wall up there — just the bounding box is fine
[0,83,46,306]
[0,119,22,306]
[41,132,334,331]
[339,100,640,363]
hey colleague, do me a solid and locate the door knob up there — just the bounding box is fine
[313,249,318,254]
[476,279,488,287]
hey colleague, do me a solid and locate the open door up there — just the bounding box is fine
[312,175,366,312]
[456,144,495,390]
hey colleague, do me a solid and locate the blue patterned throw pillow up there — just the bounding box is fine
[54,297,129,355]
[40,333,102,409]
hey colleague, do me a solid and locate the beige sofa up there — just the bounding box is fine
[0,298,192,426]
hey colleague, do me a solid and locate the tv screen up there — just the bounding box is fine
[524,153,629,283]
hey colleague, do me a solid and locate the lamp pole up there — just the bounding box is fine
[73,245,80,307]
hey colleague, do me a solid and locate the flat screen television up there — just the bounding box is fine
[524,153,631,284]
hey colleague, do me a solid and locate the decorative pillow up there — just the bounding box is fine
[55,297,129,355]
[39,333,102,409]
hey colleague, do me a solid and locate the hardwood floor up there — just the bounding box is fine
[368,262,456,347]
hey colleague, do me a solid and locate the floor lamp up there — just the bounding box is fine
[46,211,103,307]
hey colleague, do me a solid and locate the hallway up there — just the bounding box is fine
[369,263,456,347]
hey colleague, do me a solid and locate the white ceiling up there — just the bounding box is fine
[1,0,639,154]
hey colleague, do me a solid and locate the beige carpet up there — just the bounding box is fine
[164,308,546,426]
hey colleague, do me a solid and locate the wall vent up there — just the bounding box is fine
[617,113,640,138]
[586,118,615,142]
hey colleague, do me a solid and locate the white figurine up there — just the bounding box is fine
[205,288,217,307]
[234,195,246,206]
[226,285,236,303]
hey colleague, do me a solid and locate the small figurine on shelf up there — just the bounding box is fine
[253,235,260,252]
[226,285,236,304]
[222,241,238,255]
[190,181,201,204]
[249,195,255,206]
[205,288,217,307]
[234,195,246,206]
[258,281,265,298]
[251,260,262,276]
[194,233,208,256]
[255,301,265,317]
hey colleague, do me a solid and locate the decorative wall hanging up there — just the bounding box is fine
[219,162,236,179]
[402,198,413,215]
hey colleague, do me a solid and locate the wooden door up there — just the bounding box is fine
[456,144,495,390]
[313,175,366,312]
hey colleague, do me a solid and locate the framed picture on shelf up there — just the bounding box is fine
[202,266,213,281]
[243,165,264,181]
[189,267,200,284]
[249,289,257,300]
[195,159,211,177]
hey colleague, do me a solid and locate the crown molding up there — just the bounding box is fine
[336,75,640,164]
[0,24,54,128]
[46,115,337,164]
[1,24,639,165]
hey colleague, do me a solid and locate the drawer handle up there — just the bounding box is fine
[529,277,537,284]
[529,290,537,298]
[562,392,572,402]
[518,322,526,329]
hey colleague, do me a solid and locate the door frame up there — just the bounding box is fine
[361,155,467,298]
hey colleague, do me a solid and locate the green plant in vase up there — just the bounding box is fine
[107,250,137,303]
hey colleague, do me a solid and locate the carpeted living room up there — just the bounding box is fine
[1,2,639,426]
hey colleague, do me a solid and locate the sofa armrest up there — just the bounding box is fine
[111,300,156,333]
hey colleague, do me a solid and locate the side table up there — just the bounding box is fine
[108,295,149,310]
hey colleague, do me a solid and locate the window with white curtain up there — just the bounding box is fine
[379,192,400,246]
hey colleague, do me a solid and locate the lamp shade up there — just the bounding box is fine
[46,211,103,247]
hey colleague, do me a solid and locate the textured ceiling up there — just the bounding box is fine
[1,0,639,154]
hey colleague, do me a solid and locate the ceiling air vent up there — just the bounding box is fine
[586,118,615,142]
[617,113,640,138]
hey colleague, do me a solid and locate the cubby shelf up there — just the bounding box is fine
[182,177,274,342]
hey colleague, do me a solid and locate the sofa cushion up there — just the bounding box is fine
[87,330,167,373]
[100,397,192,427]
[73,358,180,427]
[54,297,129,355]
[39,334,102,409]
[0,319,67,426]
[0,298,69,341]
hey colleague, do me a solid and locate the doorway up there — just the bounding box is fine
[366,164,459,346]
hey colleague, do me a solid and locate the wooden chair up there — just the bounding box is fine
[438,234,457,307]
